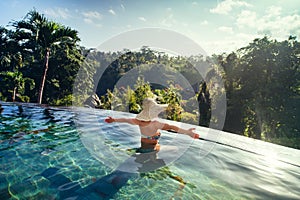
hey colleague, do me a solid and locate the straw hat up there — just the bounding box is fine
[136,98,168,121]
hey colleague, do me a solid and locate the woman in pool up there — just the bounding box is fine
[105,98,199,153]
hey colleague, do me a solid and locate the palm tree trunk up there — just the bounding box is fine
[12,86,17,102]
[37,48,50,104]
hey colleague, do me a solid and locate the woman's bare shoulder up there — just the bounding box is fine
[133,119,152,126]
[152,120,167,128]
[152,119,163,123]
[131,118,141,125]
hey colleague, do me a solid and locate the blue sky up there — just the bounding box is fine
[1,0,300,55]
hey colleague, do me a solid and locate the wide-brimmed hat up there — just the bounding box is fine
[136,98,168,121]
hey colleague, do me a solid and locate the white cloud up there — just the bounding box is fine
[236,6,300,39]
[210,0,252,15]
[199,32,259,55]
[95,24,103,28]
[83,18,93,24]
[159,7,177,27]
[82,11,103,27]
[192,2,198,6]
[160,14,176,27]
[83,18,102,27]
[200,20,208,25]
[120,4,125,11]
[44,8,71,19]
[218,26,234,34]
[82,11,102,20]
[138,17,146,22]
[109,9,116,15]
[261,14,300,38]
[199,39,236,55]
[266,6,282,17]
[236,10,257,28]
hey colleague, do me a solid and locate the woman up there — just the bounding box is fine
[105,98,199,153]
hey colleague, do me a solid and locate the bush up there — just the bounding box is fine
[266,137,300,149]
[182,96,198,114]
[51,94,74,106]
[181,112,198,125]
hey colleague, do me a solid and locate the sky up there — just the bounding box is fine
[1,0,300,55]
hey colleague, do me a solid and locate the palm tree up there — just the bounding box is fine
[14,10,80,104]
[0,27,31,102]
[0,27,22,71]
[0,27,9,67]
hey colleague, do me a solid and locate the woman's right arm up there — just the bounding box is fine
[162,123,200,139]
[105,116,138,125]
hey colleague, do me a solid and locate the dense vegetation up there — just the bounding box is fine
[0,11,299,149]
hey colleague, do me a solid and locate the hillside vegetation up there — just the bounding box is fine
[0,10,299,149]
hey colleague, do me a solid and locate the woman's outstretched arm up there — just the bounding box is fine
[162,123,200,139]
[104,116,138,125]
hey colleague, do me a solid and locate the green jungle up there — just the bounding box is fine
[0,10,299,149]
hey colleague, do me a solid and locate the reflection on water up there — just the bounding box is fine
[0,102,299,200]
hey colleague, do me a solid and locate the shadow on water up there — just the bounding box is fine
[16,151,187,200]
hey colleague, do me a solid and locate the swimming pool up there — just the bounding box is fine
[0,102,299,199]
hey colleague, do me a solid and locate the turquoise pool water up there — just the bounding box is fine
[0,102,299,199]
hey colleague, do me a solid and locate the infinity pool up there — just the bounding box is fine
[0,102,299,199]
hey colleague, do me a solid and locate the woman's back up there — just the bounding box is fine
[138,120,164,137]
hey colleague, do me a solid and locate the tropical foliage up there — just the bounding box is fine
[0,10,299,149]
[0,10,83,104]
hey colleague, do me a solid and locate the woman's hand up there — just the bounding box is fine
[104,116,115,123]
[187,128,200,139]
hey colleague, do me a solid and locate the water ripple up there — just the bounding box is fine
[0,103,299,199]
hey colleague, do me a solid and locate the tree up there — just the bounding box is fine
[0,26,35,102]
[197,81,211,127]
[14,10,80,104]
[0,71,34,102]
[219,36,300,144]
[0,27,24,71]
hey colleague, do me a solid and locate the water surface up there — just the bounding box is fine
[0,102,299,199]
